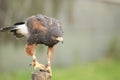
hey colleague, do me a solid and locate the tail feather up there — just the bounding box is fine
[0,26,24,38]
[0,23,28,38]
[10,30,24,38]
[0,26,15,32]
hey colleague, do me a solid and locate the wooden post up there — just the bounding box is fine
[32,70,51,80]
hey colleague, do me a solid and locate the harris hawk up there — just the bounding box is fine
[0,14,63,76]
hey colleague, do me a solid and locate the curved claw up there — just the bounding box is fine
[45,64,52,77]
[31,60,45,71]
[30,60,52,77]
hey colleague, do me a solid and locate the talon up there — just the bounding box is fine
[31,60,45,71]
[45,64,52,77]
[45,63,50,68]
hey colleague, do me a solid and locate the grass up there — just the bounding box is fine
[0,60,120,80]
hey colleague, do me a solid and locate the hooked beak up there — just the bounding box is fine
[55,37,63,43]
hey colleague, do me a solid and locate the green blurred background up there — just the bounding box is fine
[0,0,120,80]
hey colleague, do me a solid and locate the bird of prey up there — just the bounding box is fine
[0,14,63,76]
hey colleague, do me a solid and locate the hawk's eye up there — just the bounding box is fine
[52,35,57,40]
[54,35,58,38]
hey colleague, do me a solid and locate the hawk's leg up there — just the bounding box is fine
[45,46,54,76]
[25,44,45,70]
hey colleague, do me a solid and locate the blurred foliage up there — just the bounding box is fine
[107,36,120,59]
[0,59,120,80]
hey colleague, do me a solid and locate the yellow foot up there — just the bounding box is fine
[31,60,45,71]
[45,64,52,77]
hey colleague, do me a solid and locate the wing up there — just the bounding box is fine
[26,15,48,44]
[26,14,63,34]
[26,15,47,34]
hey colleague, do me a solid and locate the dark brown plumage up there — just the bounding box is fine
[26,14,63,47]
[0,14,63,76]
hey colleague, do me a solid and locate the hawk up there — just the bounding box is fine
[0,14,63,76]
